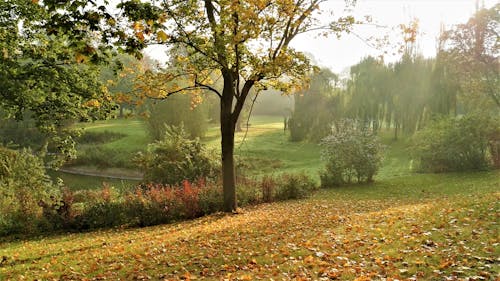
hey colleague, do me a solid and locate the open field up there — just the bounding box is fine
[1,170,498,280]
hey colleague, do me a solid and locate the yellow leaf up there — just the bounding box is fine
[157,30,169,42]
[304,255,315,264]
[75,53,86,63]
[240,274,252,281]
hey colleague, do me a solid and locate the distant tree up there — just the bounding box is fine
[252,90,294,117]
[289,68,342,142]
[346,56,388,133]
[145,95,209,140]
[99,54,151,118]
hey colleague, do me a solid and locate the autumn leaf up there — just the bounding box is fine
[157,30,169,42]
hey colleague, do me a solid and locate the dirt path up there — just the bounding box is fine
[56,167,143,181]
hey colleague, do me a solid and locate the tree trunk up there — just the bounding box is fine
[394,122,399,140]
[220,73,237,212]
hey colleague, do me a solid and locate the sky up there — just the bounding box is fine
[145,0,497,74]
[290,0,498,73]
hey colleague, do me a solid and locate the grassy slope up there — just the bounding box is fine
[0,172,498,280]
[77,118,150,154]
[1,118,499,280]
[57,116,320,189]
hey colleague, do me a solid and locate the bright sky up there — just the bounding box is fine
[145,0,497,74]
[291,0,498,73]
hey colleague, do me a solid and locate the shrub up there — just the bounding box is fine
[275,173,318,200]
[0,111,46,150]
[136,125,219,185]
[411,114,500,172]
[0,171,317,236]
[0,146,59,235]
[320,119,384,187]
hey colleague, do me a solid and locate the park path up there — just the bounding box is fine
[56,167,143,181]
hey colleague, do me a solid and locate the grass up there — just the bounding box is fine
[1,169,498,280]
[60,115,321,189]
[64,115,414,188]
[77,118,150,153]
[1,117,499,280]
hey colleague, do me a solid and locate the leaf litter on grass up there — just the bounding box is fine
[0,191,498,280]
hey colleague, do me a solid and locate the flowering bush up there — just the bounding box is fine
[320,119,384,187]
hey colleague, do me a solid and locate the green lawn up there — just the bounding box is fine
[48,170,139,191]
[78,118,150,152]
[60,115,322,189]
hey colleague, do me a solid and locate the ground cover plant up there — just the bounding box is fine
[0,170,497,280]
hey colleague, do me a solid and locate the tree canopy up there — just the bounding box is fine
[0,1,115,163]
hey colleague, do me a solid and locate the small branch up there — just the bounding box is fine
[237,91,259,150]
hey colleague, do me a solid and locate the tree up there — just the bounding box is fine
[289,68,342,142]
[442,3,499,111]
[99,54,149,118]
[115,0,358,211]
[0,1,115,164]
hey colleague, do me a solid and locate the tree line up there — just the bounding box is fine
[289,3,499,142]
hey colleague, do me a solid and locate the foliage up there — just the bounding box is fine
[289,68,343,142]
[1,169,498,279]
[145,95,209,140]
[441,3,499,111]
[411,114,500,172]
[0,146,59,235]
[136,125,219,185]
[99,54,149,118]
[320,119,384,187]
[0,1,116,165]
